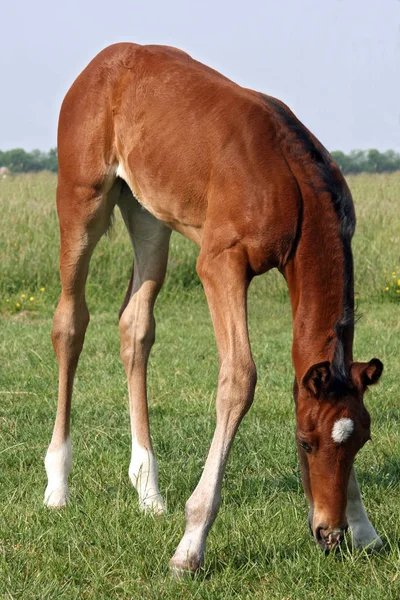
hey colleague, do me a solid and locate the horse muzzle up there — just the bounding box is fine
[315,524,348,551]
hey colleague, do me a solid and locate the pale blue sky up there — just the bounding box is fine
[1,0,399,152]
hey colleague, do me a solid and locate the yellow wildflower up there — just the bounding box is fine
[16,302,20,308]
[398,280,400,287]
[40,287,45,292]
[385,287,389,291]
[21,294,26,298]
[29,296,34,301]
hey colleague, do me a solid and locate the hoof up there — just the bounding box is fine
[169,552,203,577]
[44,485,69,508]
[353,535,383,551]
[169,564,194,579]
[351,523,383,551]
[139,494,165,516]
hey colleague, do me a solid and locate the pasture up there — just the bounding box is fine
[1,172,399,599]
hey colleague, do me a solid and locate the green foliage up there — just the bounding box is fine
[0,147,58,173]
[332,149,400,175]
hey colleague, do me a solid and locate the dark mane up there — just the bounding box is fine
[325,369,355,398]
[261,95,356,379]
[260,95,355,236]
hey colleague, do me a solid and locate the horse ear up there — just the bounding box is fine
[301,361,331,397]
[351,359,383,389]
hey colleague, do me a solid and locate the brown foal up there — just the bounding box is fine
[44,43,383,573]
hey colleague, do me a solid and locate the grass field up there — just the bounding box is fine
[0,172,399,599]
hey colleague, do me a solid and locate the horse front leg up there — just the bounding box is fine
[347,467,382,549]
[170,246,257,574]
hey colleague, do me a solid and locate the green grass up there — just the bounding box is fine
[0,172,400,599]
[0,171,399,314]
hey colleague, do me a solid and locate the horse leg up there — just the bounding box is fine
[44,180,115,507]
[347,467,382,549]
[118,190,171,513]
[170,246,257,574]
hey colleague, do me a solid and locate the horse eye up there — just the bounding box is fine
[300,441,312,453]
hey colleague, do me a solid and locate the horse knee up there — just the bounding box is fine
[119,309,155,368]
[219,356,257,414]
[239,359,257,411]
[51,297,89,361]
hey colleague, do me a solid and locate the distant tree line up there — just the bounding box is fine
[1,147,400,175]
[331,149,400,174]
[0,148,58,173]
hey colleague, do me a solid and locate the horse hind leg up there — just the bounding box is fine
[44,178,117,507]
[118,187,171,513]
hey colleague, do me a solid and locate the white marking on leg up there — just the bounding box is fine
[332,417,354,443]
[44,437,72,508]
[170,427,232,573]
[347,468,383,549]
[129,438,164,514]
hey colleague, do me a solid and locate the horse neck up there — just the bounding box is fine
[284,201,355,382]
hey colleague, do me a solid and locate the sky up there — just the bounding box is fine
[1,0,399,153]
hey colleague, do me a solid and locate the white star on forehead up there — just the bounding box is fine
[332,418,354,443]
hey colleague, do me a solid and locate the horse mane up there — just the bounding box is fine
[261,94,357,381]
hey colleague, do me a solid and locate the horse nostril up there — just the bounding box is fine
[315,525,325,542]
[327,529,345,547]
[315,524,346,550]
